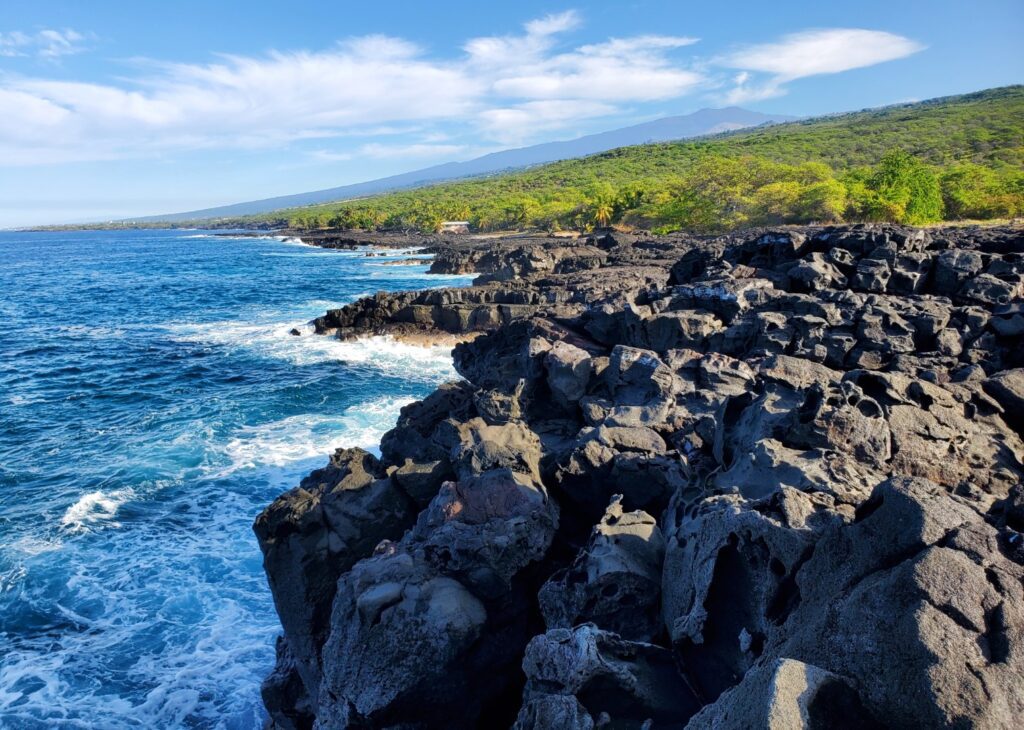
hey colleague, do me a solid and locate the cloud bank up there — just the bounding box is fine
[0,17,923,166]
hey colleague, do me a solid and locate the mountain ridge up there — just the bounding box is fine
[139,107,794,222]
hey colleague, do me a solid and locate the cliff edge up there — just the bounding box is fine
[254,224,1024,729]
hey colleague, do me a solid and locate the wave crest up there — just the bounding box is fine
[60,488,136,533]
[217,395,416,475]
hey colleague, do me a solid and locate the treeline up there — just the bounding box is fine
[273,86,1024,234]
[285,151,1021,234]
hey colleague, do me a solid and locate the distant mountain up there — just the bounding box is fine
[143,107,795,222]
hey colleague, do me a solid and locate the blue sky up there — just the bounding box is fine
[1,1,1021,227]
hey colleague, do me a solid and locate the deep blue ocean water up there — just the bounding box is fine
[0,229,473,728]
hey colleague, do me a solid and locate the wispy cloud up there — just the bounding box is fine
[718,28,924,103]
[524,10,582,37]
[0,18,924,166]
[492,35,701,101]
[0,37,480,164]
[479,100,618,144]
[0,28,90,58]
[0,12,706,165]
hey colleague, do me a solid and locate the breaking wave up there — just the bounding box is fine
[0,228,471,727]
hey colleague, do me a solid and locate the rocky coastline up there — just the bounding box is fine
[254,224,1024,729]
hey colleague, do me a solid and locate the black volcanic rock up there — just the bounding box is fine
[255,223,1024,729]
[538,496,665,642]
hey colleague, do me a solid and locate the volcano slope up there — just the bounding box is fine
[255,224,1024,729]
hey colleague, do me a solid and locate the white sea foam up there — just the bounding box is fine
[231,234,285,241]
[0,245,478,725]
[60,488,136,533]
[0,228,485,727]
[9,535,63,556]
[166,312,459,377]
[8,394,44,407]
[0,565,27,593]
[218,395,414,475]
[362,246,428,257]
[308,335,458,377]
[0,488,277,727]
[1,393,425,723]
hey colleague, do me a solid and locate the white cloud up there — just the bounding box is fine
[308,149,354,162]
[0,28,89,58]
[721,76,786,105]
[577,35,699,56]
[479,100,618,144]
[724,29,924,80]
[0,13,710,166]
[0,39,481,165]
[0,19,925,168]
[525,10,582,37]
[493,34,702,101]
[0,31,29,57]
[719,28,923,103]
[464,11,575,67]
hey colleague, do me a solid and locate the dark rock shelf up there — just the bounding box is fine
[255,224,1024,729]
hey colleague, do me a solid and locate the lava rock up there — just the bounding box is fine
[539,496,665,641]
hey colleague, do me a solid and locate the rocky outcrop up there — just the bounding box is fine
[538,496,665,642]
[313,232,682,341]
[514,623,701,729]
[256,224,1024,729]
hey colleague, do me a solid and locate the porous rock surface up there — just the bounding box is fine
[255,224,1024,729]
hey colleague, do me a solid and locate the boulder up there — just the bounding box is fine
[933,249,984,295]
[984,368,1024,435]
[315,545,491,728]
[253,448,415,698]
[776,477,1024,729]
[662,487,846,703]
[685,658,879,730]
[644,310,723,351]
[406,468,558,597]
[990,303,1024,338]
[515,624,701,729]
[545,340,594,409]
[539,496,665,641]
[448,417,542,483]
[261,636,315,730]
[959,272,1023,305]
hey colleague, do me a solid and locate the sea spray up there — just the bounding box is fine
[0,228,467,727]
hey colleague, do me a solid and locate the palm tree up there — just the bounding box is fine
[593,201,614,228]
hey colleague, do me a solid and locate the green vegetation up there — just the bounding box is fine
[77,86,1004,236]
[266,86,1023,234]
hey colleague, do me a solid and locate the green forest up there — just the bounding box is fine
[260,86,1024,234]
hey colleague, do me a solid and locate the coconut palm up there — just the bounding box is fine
[592,201,614,228]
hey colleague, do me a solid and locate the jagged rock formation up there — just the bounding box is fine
[256,224,1024,729]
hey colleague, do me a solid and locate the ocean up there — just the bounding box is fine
[0,229,473,728]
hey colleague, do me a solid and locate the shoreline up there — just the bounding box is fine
[319,329,481,349]
[255,223,1024,728]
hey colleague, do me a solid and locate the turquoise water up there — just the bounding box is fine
[0,230,472,728]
